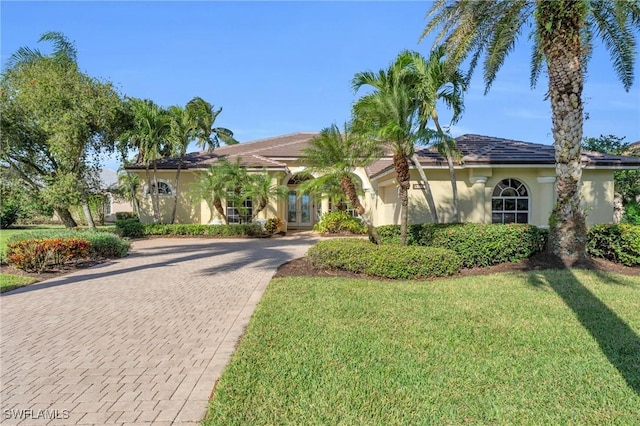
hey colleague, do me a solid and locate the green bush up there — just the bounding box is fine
[115,212,139,221]
[6,237,91,272]
[7,230,131,261]
[623,201,640,225]
[115,221,264,238]
[587,224,640,266]
[307,238,461,279]
[115,219,145,238]
[0,202,20,229]
[313,211,367,234]
[377,223,547,268]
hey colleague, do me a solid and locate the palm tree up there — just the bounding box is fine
[422,0,639,259]
[245,172,289,221]
[188,98,238,151]
[189,158,250,224]
[166,104,195,224]
[127,98,171,223]
[301,123,382,243]
[166,98,237,224]
[408,47,467,223]
[352,52,425,245]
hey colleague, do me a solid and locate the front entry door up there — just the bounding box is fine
[287,190,313,228]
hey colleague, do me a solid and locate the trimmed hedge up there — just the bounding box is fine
[377,223,547,268]
[7,230,131,261]
[307,238,461,279]
[115,219,264,238]
[587,224,640,266]
[313,211,367,235]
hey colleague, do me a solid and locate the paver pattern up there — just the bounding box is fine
[1,235,316,425]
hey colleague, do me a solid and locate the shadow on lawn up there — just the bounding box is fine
[528,264,640,396]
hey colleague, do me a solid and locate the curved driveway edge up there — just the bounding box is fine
[1,235,317,425]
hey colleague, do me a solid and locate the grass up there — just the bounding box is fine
[0,273,36,293]
[205,269,640,425]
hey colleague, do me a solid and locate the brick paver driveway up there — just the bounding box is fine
[1,235,317,425]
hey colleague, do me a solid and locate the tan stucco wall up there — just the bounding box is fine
[131,165,617,228]
[372,167,616,228]
[132,170,287,225]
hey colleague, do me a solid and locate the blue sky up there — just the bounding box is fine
[2,1,639,171]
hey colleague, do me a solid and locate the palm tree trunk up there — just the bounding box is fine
[340,175,381,244]
[410,153,439,224]
[539,1,587,260]
[170,152,185,224]
[55,207,78,228]
[393,152,411,245]
[432,113,459,223]
[213,198,227,224]
[124,170,141,217]
[151,160,161,223]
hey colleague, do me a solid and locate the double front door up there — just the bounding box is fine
[287,190,314,228]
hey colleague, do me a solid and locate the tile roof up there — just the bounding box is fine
[126,133,640,177]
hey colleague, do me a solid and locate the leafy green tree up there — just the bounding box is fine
[1,32,124,228]
[583,134,640,204]
[301,123,382,243]
[422,0,640,259]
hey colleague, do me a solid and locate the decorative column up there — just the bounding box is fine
[537,176,556,227]
[469,176,488,223]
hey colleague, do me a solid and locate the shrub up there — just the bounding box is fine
[313,211,367,234]
[115,219,145,238]
[6,238,91,272]
[623,201,640,225]
[0,202,20,229]
[7,230,131,261]
[115,221,264,238]
[307,238,461,279]
[587,224,640,266]
[264,217,284,234]
[376,223,547,268]
[115,212,139,221]
[83,232,131,259]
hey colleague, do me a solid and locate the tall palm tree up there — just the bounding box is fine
[422,0,639,259]
[127,98,171,223]
[301,123,383,243]
[188,98,238,151]
[408,47,468,223]
[166,104,195,224]
[352,52,426,245]
[166,97,237,223]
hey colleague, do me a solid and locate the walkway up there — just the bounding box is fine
[1,235,317,425]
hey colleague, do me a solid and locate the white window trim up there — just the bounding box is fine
[144,180,173,197]
[491,178,530,224]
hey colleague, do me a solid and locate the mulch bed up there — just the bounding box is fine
[274,252,639,281]
[3,252,636,285]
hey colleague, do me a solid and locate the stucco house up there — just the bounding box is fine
[126,133,640,231]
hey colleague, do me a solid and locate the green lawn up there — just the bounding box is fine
[205,270,640,425]
[0,273,36,293]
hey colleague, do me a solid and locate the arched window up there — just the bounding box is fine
[491,178,529,224]
[146,181,172,196]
